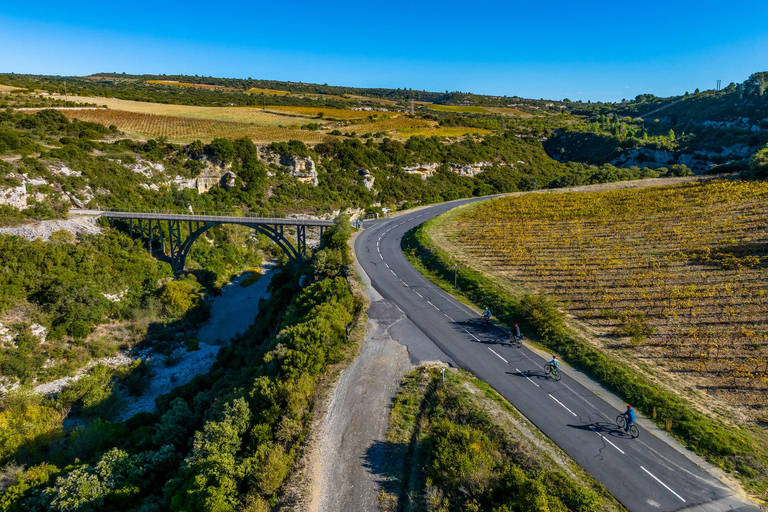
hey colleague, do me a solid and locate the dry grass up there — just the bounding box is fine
[57,109,335,143]
[58,95,314,126]
[262,105,382,119]
[245,87,291,96]
[0,84,24,93]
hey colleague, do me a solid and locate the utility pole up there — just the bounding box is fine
[64,80,67,102]
[453,263,464,289]
[410,99,415,115]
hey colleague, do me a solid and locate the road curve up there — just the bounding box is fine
[354,197,758,512]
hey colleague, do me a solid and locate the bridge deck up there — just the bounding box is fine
[70,209,336,227]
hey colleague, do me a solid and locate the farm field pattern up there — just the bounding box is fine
[452,180,768,421]
[56,109,333,143]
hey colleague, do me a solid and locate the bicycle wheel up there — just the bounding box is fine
[553,369,562,381]
[545,364,552,375]
[628,425,639,439]
[616,415,626,429]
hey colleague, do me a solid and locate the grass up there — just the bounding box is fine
[403,212,768,502]
[427,105,491,114]
[486,107,534,117]
[54,109,336,143]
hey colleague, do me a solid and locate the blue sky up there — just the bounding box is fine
[1,0,767,102]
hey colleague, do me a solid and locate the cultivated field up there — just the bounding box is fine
[427,105,491,114]
[56,95,313,126]
[444,180,768,422]
[0,84,24,92]
[261,105,387,119]
[57,109,333,143]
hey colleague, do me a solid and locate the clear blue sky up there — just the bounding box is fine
[2,0,767,102]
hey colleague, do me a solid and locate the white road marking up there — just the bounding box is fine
[488,347,508,363]
[463,328,481,342]
[549,394,578,417]
[414,291,423,298]
[384,262,390,268]
[589,426,625,454]
[390,269,397,276]
[640,466,686,502]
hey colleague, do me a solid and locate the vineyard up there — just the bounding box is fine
[60,95,311,125]
[448,180,768,421]
[427,105,492,114]
[57,109,333,143]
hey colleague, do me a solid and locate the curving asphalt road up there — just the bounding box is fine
[354,197,759,512]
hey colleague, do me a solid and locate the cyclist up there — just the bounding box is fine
[512,323,522,342]
[621,405,636,433]
[546,354,559,372]
[482,307,491,323]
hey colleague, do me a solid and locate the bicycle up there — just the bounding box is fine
[481,315,493,327]
[509,333,522,349]
[544,362,562,381]
[616,415,639,438]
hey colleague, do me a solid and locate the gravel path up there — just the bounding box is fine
[308,246,450,512]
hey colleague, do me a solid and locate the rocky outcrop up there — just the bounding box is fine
[0,184,27,208]
[173,169,237,193]
[358,169,375,191]
[403,161,494,179]
[450,161,493,176]
[281,155,318,186]
[259,148,320,186]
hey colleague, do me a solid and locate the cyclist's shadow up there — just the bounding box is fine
[506,369,552,381]
[568,421,633,439]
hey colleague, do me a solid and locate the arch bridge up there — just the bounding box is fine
[70,209,336,275]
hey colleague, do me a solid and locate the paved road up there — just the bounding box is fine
[355,198,759,512]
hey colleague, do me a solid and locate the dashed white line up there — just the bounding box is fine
[589,426,625,455]
[640,466,686,502]
[488,347,508,363]
[384,262,390,268]
[414,291,423,298]
[462,329,481,342]
[390,269,397,276]
[549,394,578,417]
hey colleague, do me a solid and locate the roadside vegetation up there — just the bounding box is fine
[0,216,361,511]
[383,366,622,512]
[403,180,768,501]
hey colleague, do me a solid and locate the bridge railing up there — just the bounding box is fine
[81,207,297,220]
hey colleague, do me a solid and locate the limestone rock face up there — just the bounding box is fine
[280,155,318,186]
[0,184,27,208]
[358,169,375,191]
[173,167,237,193]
